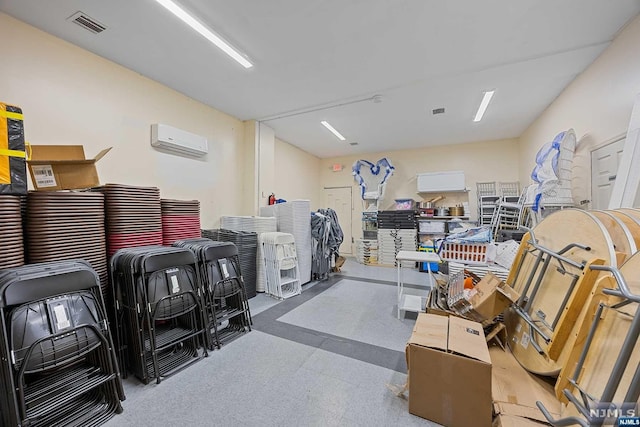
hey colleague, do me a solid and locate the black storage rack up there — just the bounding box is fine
[377,210,418,230]
[0,260,124,427]
[173,238,252,349]
[110,246,208,384]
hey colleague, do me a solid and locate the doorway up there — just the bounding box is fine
[591,137,626,210]
[323,186,353,254]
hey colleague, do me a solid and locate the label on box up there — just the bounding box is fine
[31,165,57,187]
[466,327,480,336]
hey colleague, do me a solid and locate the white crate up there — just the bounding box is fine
[439,241,488,264]
[448,262,510,281]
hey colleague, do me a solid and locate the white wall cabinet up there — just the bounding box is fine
[417,171,466,193]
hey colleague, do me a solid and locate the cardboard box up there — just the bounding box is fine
[463,272,520,323]
[493,414,551,426]
[406,313,492,427]
[490,346,561,423]
[27,145,111,191]
[0,102,27,195]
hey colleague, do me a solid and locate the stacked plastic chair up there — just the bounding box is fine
[220,216,277,293]
[110,246,207,384]
[260,232,302,300]
[490,187,527,240]
[260,200,313,284]
[0,260,124,427]
[173,238,252,349]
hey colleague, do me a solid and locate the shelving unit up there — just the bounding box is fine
[418,215,470,220]
[377,211,417,267]
[356,239,378,265]
[417,216,477,245]
[361,211,378,241]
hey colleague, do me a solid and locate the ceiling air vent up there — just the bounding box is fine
[349,142,359,146]
[67,11,107,34]
[432,107,445,115]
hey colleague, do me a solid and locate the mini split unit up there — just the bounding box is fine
[150,123,209,157]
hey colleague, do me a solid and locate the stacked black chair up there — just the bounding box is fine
[173,238,252,349]
[202,229,258,298]
[0,260,124,427]
[110,246,207,384]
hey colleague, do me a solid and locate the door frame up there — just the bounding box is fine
[590,133,626,210]
[323,186,353,255]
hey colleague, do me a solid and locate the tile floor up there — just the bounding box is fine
[105,258,439,426]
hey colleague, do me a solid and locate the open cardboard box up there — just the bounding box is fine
[27,145,111,191]
[490,345,561,424]
[465,272,520,323]
[493,414,551,426]
[406,313,492,427]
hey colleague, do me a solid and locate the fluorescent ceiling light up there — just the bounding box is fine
[321,121,346,141]
[473,90,495,122]
[153,0,253,69]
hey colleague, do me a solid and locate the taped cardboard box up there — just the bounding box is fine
[493,414,551,426]
[0,102,27,195]
[27,145,111,191]
[462,272,520,323]
[490,345,561,423]
[406,313,492,427]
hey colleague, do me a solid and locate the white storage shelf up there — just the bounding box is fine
[418,215,470,219]
[417,190,469,194]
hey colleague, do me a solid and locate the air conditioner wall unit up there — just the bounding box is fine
[151,123,208,157]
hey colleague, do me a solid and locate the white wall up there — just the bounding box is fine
[257,122,276,209]
[518,14,640,207]
[241,120,258,214]
[0,12,249,228]
[274,137,321,210]
[321,138,520,249]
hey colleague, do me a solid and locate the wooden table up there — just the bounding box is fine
[396,250,441,319]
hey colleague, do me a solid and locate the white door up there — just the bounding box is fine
[323,187,353,254]
[591,138,625,210]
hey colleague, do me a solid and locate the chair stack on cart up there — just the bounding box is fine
[110,246,207,384]
[260,232,302,300]
[173,238,252,349]
[0,260,124,427]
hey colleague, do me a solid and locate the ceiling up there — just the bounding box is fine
[1,1,639,158]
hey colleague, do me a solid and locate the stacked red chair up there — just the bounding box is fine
[96,184,163,257]
[161,198,201,245]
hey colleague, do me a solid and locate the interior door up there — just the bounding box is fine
[591,138,626,209]
[323,187,353,254]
